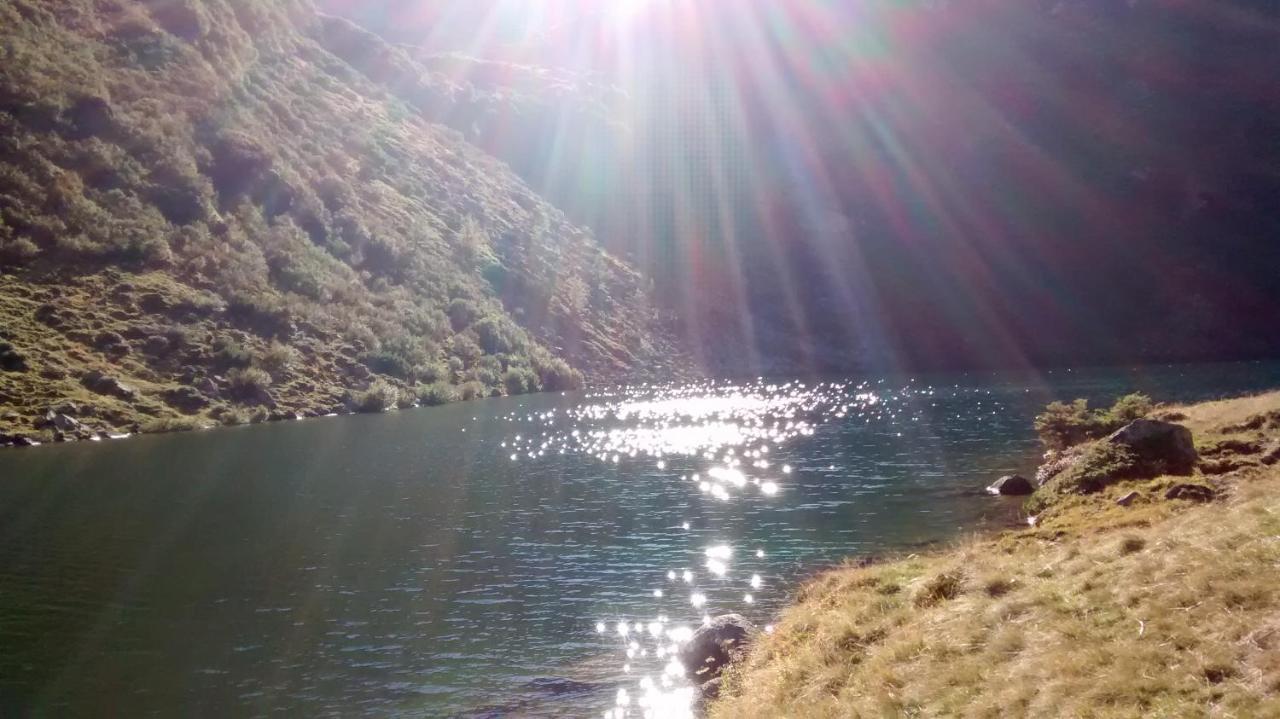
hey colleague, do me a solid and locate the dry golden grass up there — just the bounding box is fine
[712,393,1280,718]
[1167,390,1280,436]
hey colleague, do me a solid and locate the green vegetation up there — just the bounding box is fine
[0,0,692,444]
[1034,393,1154,450]
[1024,443,1142,515]
[349,380,398,414]
[713,392,1280,718]
[416,382,458,407]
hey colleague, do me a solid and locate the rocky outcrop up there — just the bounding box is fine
[679,614,759,699]
[81,371,137,399]
[162,386,210,413]
[987,474,1034,496]
[1104,419,1197,476]
[1165,484,1215,502]
[1116,490,1140,507]
[1029,419,1200,514]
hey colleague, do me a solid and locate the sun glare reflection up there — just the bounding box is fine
[491,377,978,715]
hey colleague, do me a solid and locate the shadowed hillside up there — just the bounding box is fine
[320,0,1280,376]
[0,0,690,443]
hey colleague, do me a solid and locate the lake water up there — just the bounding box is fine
[1,362,1278,717]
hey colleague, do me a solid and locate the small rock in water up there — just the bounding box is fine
[678,614,758,698]
[986,474,1034,496]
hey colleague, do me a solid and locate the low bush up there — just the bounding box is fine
[351,379,398,413]
[502,367,538,396]
[212,336,253,369]
[417,382,458,406]
[1035,393,1154,450]
[1025,442,1142,514]
[140,416,205,434]
[227,366,272,401]
[256,340,297,378]
[459,381,486,401]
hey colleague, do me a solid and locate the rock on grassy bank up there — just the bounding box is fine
[710,391,1280,718]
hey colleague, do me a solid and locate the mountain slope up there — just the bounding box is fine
[0,0,690,444]
[319,0,1280,375]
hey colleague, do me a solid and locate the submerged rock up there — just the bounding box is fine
[679,613,759,698]
[987,474,1034,496]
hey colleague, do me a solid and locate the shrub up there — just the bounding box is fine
[913,570,965,607]
[503,367,538,396]
[459,381,486,401]
[473,317,522,355]
[226,292,292,337]
[362,336,432,380]
[257,340,298,378]
[535,356,583,392]
[416,361,448,384]
[1035,399,1110,450]
[0,236,39,264]
[140,416,204,434]
[1110,393,1154,424]
[1034,393,1156,450]
[227,366,272,400]
[352,379,397,413]
[1025,442,1142,514]
[417,382,458,406]
[0,340,27,372]
[212,336,253,369]
[447,298,482,330]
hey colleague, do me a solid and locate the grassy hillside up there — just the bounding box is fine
[711,392,1280,717]
[0,0,690,443]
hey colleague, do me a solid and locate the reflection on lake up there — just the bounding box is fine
[0,363,1277,717]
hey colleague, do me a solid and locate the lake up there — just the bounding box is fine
[1,362,1278,717]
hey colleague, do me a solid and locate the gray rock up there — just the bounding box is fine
[163,386,210,413]
[1116,491,1141,507]
[51,413,81,432]
[81,371,137,399]
[678,614,759,696]
[1105,419,1197,476]
[1165,484,1215,502]
[987,474,1034,496]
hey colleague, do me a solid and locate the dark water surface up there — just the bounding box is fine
[1,362,1278,717]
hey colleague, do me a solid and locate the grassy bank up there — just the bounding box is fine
[711,391,1280,718]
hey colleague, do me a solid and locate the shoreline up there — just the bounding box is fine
[709,390,1280,717]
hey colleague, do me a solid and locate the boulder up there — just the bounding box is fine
[987,474,1034,496]
[81,371,137,399]
[1165,484,1215,502]
[1105,419,1198,476]
[1116,491,1140,507]
[162,386,209,413]
[1261,442,1280,467]
[194,377,220,397]
[678,614,758,697]
[51,412,81,432]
